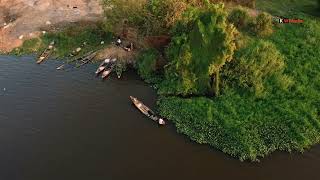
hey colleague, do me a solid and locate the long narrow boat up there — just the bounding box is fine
[77,51,97,67]
[95,58,111,75]
[37,41,55,64]
[130,96,166,125]
[101,64,115,79]
[95,66,106,75]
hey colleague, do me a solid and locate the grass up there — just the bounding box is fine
[256,0,319,16]
[11,24,113,58]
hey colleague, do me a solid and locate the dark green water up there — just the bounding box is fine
[0,55,319,180]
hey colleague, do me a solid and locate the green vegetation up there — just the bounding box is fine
[127,0,319,161]
[256,0,318,16]
[136,49,159,82]
[224,39,292,97]
[12,25,112,58]
[251,12,273,37]
[10,38,43,56]
[159,3,237,96]
[228,7,250,29]
[159,15,320,161]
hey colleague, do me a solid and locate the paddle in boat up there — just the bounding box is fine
[130,96,166,125]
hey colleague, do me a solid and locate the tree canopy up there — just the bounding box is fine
[160,3,237,96]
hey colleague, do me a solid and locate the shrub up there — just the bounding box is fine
[228,7,250,29]
[102,0,188,36]
[252,12,273,37]
[102,0,148,35]
[136,49,158,81]
[225,39,292,97]
[11,38,42,56]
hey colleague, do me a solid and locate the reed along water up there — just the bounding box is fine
[0,55,319,180]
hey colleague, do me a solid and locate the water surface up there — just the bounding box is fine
[0,56,319,180]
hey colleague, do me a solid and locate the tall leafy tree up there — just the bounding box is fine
[162,3,237,96]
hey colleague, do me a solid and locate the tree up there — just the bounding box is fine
[225,40,292,97]
[252,12,273,37]
[162,3,237,96]
[228,7,250,29]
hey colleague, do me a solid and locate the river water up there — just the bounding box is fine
[0,55,319,180]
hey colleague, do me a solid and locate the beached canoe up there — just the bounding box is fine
[101,68,112,79]
[96,58,115,76]
[77,51,97,67]
[130,96,165,125]
[37,41,55,64]
[101,64,115,79]
[95,66,106,75]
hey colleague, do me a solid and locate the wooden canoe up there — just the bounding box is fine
[95,66,106,75]
[95,59,114,76]
[101,68,112,79]
[37,41,55,64]
[77,51,97,67]
[130,96,166,125]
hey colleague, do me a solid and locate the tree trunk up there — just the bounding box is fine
[211,70,220,96]
[215,70,220,96]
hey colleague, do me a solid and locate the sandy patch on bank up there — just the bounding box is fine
[0,0,103,52]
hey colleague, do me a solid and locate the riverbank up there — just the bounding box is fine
[2,0,320,162]
[139,0,320,161]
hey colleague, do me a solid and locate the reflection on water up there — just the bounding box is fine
[0,55,319,180]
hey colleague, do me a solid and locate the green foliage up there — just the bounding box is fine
[44,26,112,58]
[11,25,112,58]
[136,49,159,82]
[160,3,237,96]
[102,0,187,36]
[224,39,292,97]
[252,12,273,37]
[158,15,320,161]
[228,7,250,29]
[11,38,43,56]
[102,0,148,34]
[256,0,318,16]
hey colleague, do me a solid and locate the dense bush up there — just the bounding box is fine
[102,0,147,34]
[160,3,237,96]
[224,39,293,97]
[136,49,158,82]
[252,12,273,37]
[102,0,257,36]
[228,7,250,29]
[102,0,188,36]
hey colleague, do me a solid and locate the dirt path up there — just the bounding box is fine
[0,0,103,52]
